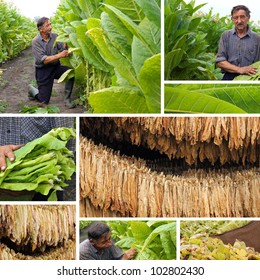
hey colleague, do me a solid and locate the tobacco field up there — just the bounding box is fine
[0,0,36,63]
[180,221,260,260]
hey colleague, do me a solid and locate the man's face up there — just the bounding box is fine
[91,232,112,251]
[40,20,52,35]
[232,9,250,32]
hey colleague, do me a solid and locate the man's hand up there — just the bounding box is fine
[238,66,258,75]
[121,248,138,260]
[0,145,23,171]
[59,50,70,58]
[43,50,70,65]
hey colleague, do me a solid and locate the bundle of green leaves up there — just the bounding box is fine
[0,127,76,201]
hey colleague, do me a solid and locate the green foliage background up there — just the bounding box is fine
[0,0,36,63]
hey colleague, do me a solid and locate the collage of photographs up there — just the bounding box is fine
[0,0,259,266]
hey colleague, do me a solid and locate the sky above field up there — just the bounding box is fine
[5,0,61,19]
[195,0,260,22]
[4,0,260,23]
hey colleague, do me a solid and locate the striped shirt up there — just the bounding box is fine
[216,26,260,69]
[0,117,75,151]
[32,32,66,68]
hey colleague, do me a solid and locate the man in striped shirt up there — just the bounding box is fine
[216,5,260,80]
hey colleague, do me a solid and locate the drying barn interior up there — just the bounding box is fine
[80,117,260,218]
[0,205,76,260]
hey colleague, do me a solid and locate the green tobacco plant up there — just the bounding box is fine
[0,1,36,63]
[165,0,218,80]
[52,0,161,113]
[165,84,260,113]
[108,220,176,260]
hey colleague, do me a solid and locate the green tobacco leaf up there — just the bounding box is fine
[74,61,86,83]
[88,86,150,113]
[77,24,110,72]
[0,128,76,198]
[103,4,157,54]
[87,17,102,29]
[135,247,160,260]
[76,0,100,18]
[87,27,139,86]
[58,69,74,83]
[132,17,160,75]
[130,221,152,241]
[116,237,136,249]
[104,0,144,23]
[160,231,176,260]
[172,84,260,113]
[165,86,248,114]
[164,49,184,80]
[138,54,161,113]
[135,0,161,28]
[68,47,80,54]
[141,223,176,252]
[101,12,131,61]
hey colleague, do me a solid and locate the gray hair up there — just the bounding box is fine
[231,5,251,17]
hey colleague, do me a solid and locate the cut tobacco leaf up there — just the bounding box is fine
[165,84,260,113]
[88,86,150,113]
[58,69,74,83]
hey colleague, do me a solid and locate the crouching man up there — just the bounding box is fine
[29,17,75,108]
[80,222,137,260]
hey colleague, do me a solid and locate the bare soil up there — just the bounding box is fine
[0,46,85,114]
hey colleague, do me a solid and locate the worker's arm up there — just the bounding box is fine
[43,50,70,65]
[217,60,258,75]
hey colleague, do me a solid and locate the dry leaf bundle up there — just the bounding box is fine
[80,136,259,218]
[0,205,76,260]
[80,117,260,217]
[81,117,259,166]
